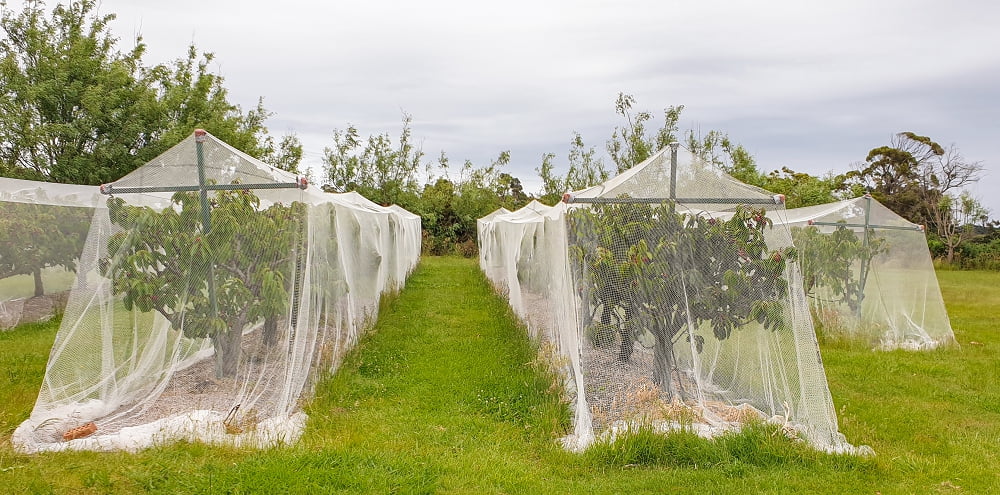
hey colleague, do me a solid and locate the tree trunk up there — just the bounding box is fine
[33,267,44,297]
[652,320,681,400]
[262,317,278,346]
[617,306,635,363]
[213,322,245,378]
[652,329,675,400]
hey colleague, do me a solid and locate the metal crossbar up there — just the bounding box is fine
[807,221,923,232]
[99,181,305,195]
[567,196,783,205]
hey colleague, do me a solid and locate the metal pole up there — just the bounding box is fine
[669,142,679,201]
[195,129,219,318]
[857,193,873,319]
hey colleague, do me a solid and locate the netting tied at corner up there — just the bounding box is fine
[12,131,421,453]
[776,195,955,350]
[479,145,864,454]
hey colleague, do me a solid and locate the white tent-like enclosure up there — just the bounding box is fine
[13,130,421,453]
[0,178,102,329]
[775,195,955,350]
[479,145,863,454]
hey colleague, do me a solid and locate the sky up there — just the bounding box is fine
[15,1,1000,213]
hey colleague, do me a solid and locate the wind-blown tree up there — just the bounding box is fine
[0,203,92,296]
[101,190,306,378]
[568,202,794,397]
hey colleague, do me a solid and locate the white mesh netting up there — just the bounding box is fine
[479,146,863,454]
[12,131,421,453]
[775,196,955,350]
[0,178,102,329]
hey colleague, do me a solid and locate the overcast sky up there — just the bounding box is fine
[32,1,1000,212]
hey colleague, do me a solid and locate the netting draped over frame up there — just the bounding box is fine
[0,178,102,329]
[775,196,955,350]
[13,132,421,453]
[479,146,862,454]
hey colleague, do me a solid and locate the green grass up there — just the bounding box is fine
[1,258,998,493]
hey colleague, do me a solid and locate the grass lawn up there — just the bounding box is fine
[1,257,998,493]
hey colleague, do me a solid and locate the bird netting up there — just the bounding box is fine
[12,131,421,453]
[0,178,102,329]
[479,145,863,454]
[775,195,955,350]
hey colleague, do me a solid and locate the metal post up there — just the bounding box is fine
[195,129,219,318]
[668,142,679,201]
[857,193,873,319]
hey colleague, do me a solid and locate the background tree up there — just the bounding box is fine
[0,0,162,184]
[536,132,610,205]
[150,46,301,166]
[607,93,683,173]
[262,132,304,174]
[848,132,985,263]
[0,1,299,184]
[102,190,305,378]
[0,202,91,296]
[536,152,563,205]
[935,192,990,264]
[321,113,423,207]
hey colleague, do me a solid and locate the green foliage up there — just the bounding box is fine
[536,132,610,205]
[0,203,91,296]
[0,0,163,184]
[0,1,299,185]
[150,47,299,165]
[847,131,986,265]
[569,201,794,395]
[321,113,424,207]
[411,149,530,256]
[792,225,887,314]
[100,189,305,377]
[607,93,683,173]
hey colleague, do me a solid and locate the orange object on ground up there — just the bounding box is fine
[62,422,97,441]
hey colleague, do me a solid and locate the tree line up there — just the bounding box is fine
[1,0,995,271]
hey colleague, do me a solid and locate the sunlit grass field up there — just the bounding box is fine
[1,258,997,493]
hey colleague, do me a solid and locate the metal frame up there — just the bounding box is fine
[99,129,309,318]
[563,142,786,207]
